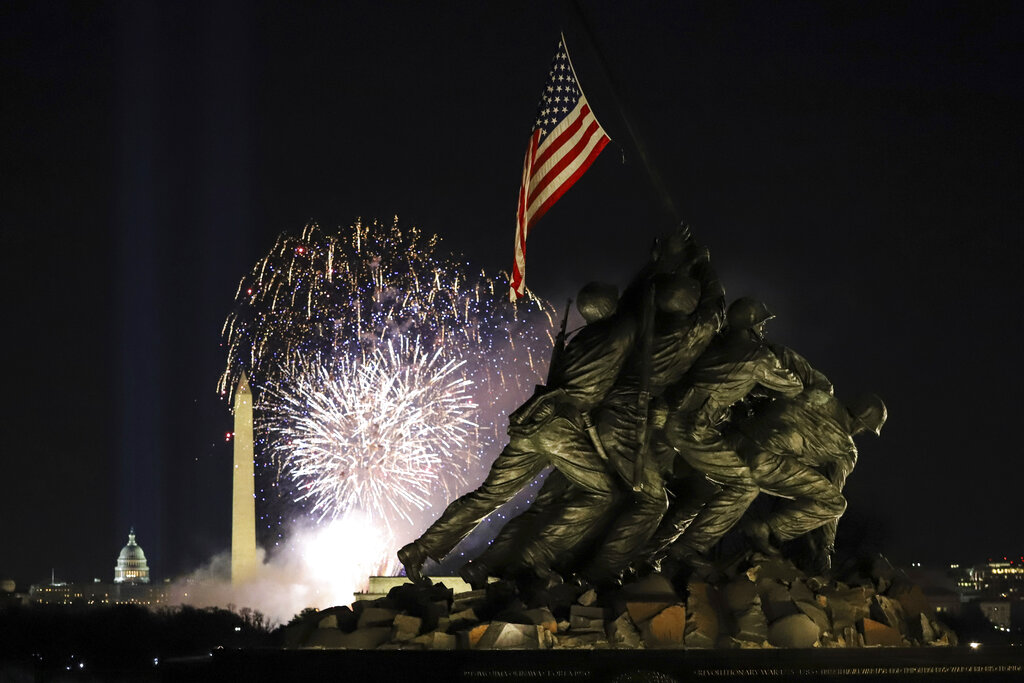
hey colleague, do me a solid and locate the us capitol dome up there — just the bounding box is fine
[114,528,150,584]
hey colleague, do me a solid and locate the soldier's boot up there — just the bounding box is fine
[397,541,430,585]
[458,559,490,591]
[742,518,782,558]
[661,543,715,581]
[803,536,834,576]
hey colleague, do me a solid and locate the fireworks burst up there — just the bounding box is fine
[261,341,477,528]
[220,218,555,402]
[220,218,556,553]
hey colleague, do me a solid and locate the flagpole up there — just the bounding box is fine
[567,0,682,226]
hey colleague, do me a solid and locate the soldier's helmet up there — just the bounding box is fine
[847,393,887,436]
[577,282,619,323]
[726,297,775,330]
[654,273,700,315]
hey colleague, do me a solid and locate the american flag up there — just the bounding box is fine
[510,36,610,301]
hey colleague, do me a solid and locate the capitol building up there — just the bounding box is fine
[114,528,150,584]
[30,529,167,607]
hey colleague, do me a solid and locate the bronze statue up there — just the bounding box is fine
[397,224,886,587]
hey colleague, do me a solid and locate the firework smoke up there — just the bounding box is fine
[170,516,392,625]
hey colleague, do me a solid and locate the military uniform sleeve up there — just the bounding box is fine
[551,312,638,409]
[691,259,726,328]
[754,346,804,397]
[769,343,834,395]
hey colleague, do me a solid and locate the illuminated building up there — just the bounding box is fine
[114,528,150,584]
[28,529,167,607]
[28,579,168,607]
[952,557,1024,599]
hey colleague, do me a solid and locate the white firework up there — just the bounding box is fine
[261,340,477,531]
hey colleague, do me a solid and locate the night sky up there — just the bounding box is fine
[2,1,1021,588]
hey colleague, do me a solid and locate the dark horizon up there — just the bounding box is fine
[2,1,1021,588]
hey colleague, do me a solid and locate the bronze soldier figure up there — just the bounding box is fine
[397,279,641,583]
[660,298,804,567]
[740,388,887,572]
[578,241,726,584]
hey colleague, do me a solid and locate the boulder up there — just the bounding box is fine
[475,622,547,649]
[619,573,680,604]
[841,624,864,648]
[385,582,453,619]
[569,605,607,633]
[357,607,398,629]
[824,585,871,632]
[302,628,349,649]
[866,555,898,594]
[336,626,392,649]
[626,601,673,625]
[918,612,936,643]
[448,608,479,630]
[751,557,804,583]
[795,599,830,635]
[733,598,768,645]
[606,612,642,649]
[466,623,489,648]
[870,595,906,634]
[451,588,488,613]
[577,589,598,606]
[411,631,457,650]
[788,579,815,604]
[615,574,679,625]
[684,581,720,648]
[928,618,958,647]
[544,583,584,618]
[640,604,686,649]
[888,583,930,621]
[862,617,903,647]
[391,614,422,642]
[767,613,820,648]
[522,607,558,634]
[722,577,757,613]
[318,605,357,632]
[281,623,314,649]
[756,578,799,622]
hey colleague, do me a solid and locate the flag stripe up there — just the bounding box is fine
[527,117,605,213]
[528,133,610,227]
[510,133,539,298]
[533,102,592,170]
[509,37,610,300]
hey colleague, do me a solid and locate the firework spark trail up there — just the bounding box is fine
[261,341,477,530]
[219,219,555,403]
